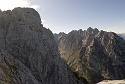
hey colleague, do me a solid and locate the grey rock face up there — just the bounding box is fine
[54,28,125,83]
[0,7,84,84]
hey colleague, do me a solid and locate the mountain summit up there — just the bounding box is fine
[0,7,84,84]
[54,27,125,83]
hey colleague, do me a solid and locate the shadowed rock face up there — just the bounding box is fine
[0,7,84,84]
[54,27,125,83]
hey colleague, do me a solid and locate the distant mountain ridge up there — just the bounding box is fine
[54,27,125,83]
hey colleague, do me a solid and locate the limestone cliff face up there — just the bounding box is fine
[54,27,125,83]
[0,8,84,84]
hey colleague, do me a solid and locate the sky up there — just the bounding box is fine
[0,0,125,33]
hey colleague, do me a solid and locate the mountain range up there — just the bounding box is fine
[0,8,125,84]
[54,27,125,83]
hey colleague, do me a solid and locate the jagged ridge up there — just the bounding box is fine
[54,27,125,83]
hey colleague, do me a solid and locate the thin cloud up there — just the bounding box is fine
[0,0,40,11]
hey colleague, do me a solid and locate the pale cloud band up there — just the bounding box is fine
[0,0,40,11]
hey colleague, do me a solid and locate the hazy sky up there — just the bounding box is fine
[0,0,125,33]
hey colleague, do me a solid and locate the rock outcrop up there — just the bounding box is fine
[0,7,84,84]
[54,27,125,83]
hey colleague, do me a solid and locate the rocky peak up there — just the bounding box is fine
[54,28,125,83]
[94,28,99,32]
[87,27,93,33]
[0,8,84,84]
[13,7,41,23]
